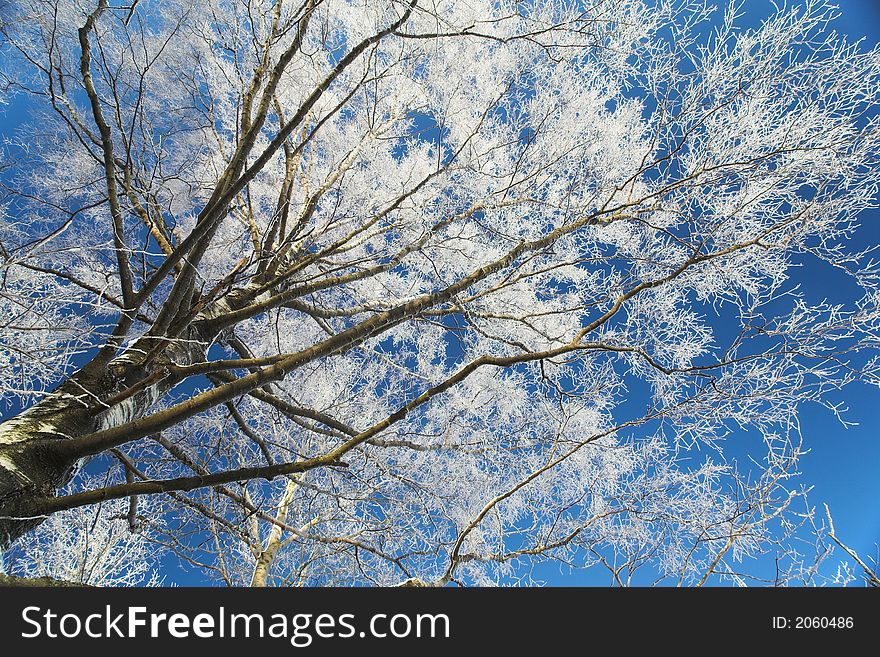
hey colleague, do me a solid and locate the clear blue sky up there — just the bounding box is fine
[1,1,878,586]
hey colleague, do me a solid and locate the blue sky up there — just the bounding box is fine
[536,0,880,585]
[1,0,879,586]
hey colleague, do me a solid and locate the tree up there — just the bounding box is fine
[3,474,164,586]
[0,0,878,586]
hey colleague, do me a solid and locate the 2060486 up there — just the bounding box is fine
[795,617,854,629]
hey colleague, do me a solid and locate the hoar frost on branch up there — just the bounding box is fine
[1,474,165,586]
[0,0,878,586]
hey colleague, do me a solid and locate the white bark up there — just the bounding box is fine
[250,478,299,587]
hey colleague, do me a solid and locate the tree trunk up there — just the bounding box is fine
[250,479,298,587]
[0,287,256,546]
[0,388,100,546]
